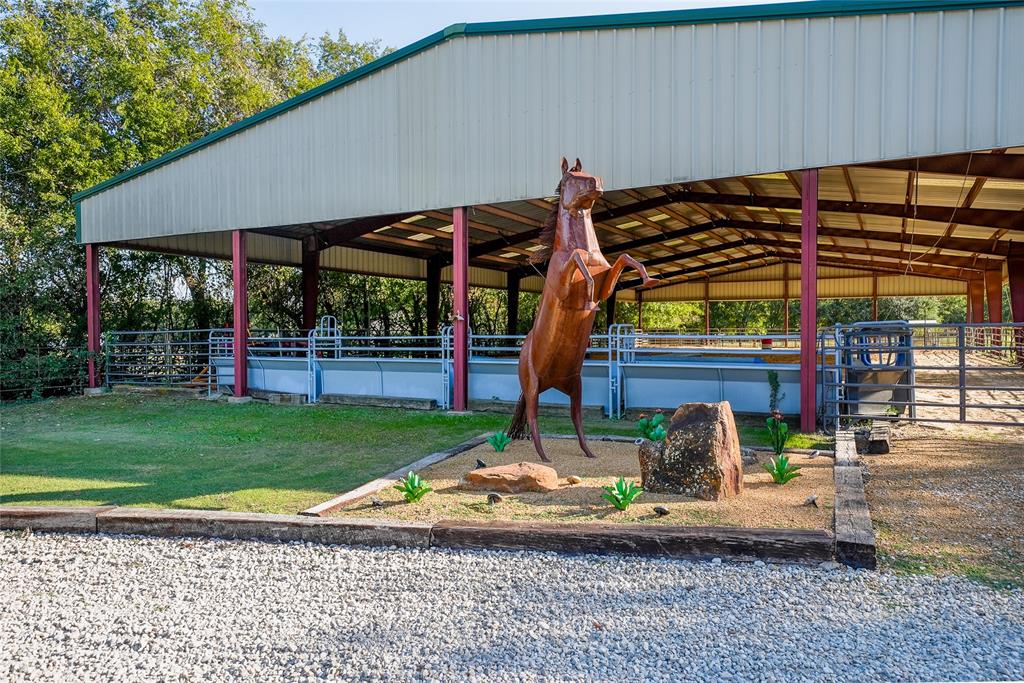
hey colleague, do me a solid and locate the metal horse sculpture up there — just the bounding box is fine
[508,158,656,462]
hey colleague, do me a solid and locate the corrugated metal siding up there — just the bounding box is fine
[80,5,1024,244]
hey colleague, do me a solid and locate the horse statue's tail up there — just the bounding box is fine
[507,394,528,440]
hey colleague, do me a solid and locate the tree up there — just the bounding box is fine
[1,0,387,353]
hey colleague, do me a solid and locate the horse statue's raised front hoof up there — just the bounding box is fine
[508,158,657,461]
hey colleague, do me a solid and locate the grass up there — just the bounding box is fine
[0,394,824,514]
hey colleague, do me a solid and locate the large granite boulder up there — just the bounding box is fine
[638,402,744,500]
[460,462,559,493]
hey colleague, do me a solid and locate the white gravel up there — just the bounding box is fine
[2,532,1022,682]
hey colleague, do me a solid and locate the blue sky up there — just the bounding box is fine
[250,0,797,48]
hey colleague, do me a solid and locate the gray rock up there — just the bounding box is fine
[653,506,670,517]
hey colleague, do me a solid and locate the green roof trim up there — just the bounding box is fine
[71,0,1022,205]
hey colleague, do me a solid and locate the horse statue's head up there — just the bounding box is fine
[559,157,603,211]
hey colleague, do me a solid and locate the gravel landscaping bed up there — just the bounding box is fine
[3,531,1022,682]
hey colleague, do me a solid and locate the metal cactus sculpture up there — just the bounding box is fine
[508,158,656,461]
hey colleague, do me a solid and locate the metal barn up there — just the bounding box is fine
[74,0,1024,431]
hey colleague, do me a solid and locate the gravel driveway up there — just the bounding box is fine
[2,532,1022,682]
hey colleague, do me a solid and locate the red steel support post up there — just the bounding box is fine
[799,169,819,434]
[452,207,470,411]
[1008,245,1024,362]
[426,258,441,336]
[232,230,248,397]
[703,279,711,337]
[85,244,101,388]
[782,265,790,341]
[506,272,520,337]
[968,277,986,347]
[301,236,320,330]
[968,278,986,324]
[985,268,1003,348]
[871,275,879,320]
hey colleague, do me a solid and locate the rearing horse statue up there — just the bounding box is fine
[508,158,656,462]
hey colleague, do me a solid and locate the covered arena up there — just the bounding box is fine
[73,0,1024,431]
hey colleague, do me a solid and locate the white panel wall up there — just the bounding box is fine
[81,6,1024,244]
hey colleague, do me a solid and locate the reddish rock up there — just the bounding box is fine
[460,462,559,493]
[637,401,744,500]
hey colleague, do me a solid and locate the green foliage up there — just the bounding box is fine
[766,415,789,456]
[394,471,433,503]
[766,370,785,413]
[762,454,802,485]
[601,477,644,511]
[636,410,667,442]
[0,0,388,356]
[486,431,512,452]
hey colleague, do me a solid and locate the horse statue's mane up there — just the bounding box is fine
[530,178,564,263]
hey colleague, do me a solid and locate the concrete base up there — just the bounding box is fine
[113,384,206,398]
[83,387,110,396]
[445,410,474,416]
[250,390,306,405]
[469,398,604,420]
[227,395,253,404]
[320,394,437,410]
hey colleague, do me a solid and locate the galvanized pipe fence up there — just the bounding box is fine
[820,321,1024,432]
[98,319,1024,428]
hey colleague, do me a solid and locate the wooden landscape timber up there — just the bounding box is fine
[833,431,878,569]
[429,520,833,563]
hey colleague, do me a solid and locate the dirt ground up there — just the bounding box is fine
[866,422,1023,587]
[333,438,834,529]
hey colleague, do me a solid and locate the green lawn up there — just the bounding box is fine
[1,394,827,514]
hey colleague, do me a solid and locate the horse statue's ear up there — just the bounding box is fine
[572,158,582,172]
[560,157,569,174]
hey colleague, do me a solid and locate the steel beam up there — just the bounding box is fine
[85,244,101,389]
[800,170,818,434]
[859,152,1024,182]
[232,230,248,398]
[776,253,970,282]
[452,207,470,412]
[301,236,319,330]
[316,213,419,249]
[621,252,774,289]
[667,190,1022,232]
[744,236,996,272]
